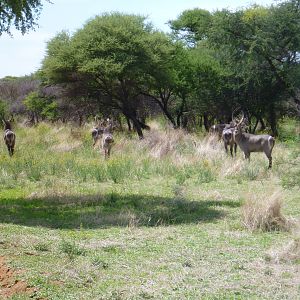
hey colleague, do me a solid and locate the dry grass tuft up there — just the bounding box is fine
[268,238,300,264]
[241,191,292,232]
[142,128,192,158]
[194,134,223,159]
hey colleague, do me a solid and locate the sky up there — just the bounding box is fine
[0,0,277,78]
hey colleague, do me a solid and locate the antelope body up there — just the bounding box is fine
[234,116,275,168]
[101,126,114,159]
[3,119,16,157]
[91,127,100,146]
[222,126,237,157]
[92,118,114,159]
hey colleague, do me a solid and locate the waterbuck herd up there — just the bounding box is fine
[210,112,275,168]
[2,112,275,168]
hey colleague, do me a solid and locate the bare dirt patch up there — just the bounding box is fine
[0,256,36,299]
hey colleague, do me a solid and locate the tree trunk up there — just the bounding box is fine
[259,117,266,131]
[176,98,186,128]
[131,116,144,139]
[126,117,132,131]
[269,105,278,137]
[141,92,176,128]
[251,116,259,134]
[122,108,144,139]
[203,113,210,132]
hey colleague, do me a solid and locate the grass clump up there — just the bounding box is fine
[268,238,300,264]
[241,191,292,232]
[60,239,86,259]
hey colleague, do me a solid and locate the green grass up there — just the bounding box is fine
[0,120,299,299]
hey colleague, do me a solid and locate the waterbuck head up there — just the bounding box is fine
[2,117,13,130]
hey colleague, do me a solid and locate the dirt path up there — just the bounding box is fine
[0,256,36,298]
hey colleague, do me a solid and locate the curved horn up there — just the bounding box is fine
[232,106,241,121]
[236,111,245,127]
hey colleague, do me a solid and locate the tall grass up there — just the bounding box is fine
[241,191,292,232]
[0,120,298,195]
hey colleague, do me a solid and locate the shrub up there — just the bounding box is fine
[60,239,86,259]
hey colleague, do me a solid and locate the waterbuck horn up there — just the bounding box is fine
[236,112,245,127]
[232,106,241,122]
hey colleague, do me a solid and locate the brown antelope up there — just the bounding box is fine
[3,117,16,157]
[233,114,275,169]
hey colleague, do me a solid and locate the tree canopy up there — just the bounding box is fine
[1,1,298,137]
[0,0,48,35]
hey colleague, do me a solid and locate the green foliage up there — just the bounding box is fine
[23,91,58,122]
[0,0,49,35]
[23,91,46,114]
[60,239,86,259]
[169,8,212,45]
[0,99,8,120]
[41,101,59,121]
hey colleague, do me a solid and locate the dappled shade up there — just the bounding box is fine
[0,193,240,229]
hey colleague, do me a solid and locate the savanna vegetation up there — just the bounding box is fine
[0,119,299,299]
[0,0,300,299]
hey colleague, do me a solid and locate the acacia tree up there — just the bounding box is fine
[0,0,49,35]
[40,13,179,138]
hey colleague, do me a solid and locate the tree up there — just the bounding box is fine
[0,0,49,35]
[168,8,212,47]
[170,1,300,135]
[23,91,47,123]
[0,99,8,120]
[40,13,178,138]
[208,2,300,135]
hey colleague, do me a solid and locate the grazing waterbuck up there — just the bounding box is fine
[233,114,275,168]
[2,117,16,157]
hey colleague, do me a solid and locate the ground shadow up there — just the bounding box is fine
[0,193,241,229]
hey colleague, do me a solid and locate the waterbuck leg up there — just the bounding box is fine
[234,143,237,156]
[268,156,272,169]
[230,145,233,157]
[224,143,228,155]
[245,152,250,161]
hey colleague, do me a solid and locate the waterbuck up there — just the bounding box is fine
[101,119,114,159]
[2,118,16,157]
[91,116,103,147]
[91,127,101,147]
[233,115,275,168]
[222,125,237,157]
[92,118,114,159]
